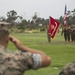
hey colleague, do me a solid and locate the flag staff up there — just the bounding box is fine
[47,16,51,43]
[47,25,51,43]
[64,5,67,27]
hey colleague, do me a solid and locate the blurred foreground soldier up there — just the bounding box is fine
[0,29,51,75]
[59,62,75,75]
[61,27,71,42]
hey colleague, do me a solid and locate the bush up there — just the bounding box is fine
[32,30,40,33]
[40,28,45,31]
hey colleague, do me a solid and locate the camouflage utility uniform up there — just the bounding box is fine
[59,62,75,75]
[0,45,41,75]
[61,28,71,41]
[71,29,75,41]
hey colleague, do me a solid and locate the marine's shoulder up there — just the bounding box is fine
[59,62,75,75]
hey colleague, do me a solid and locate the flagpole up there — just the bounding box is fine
[47,16,51,42]
[47,25,51,42]
[49,16,51,42]
[64,5,67,27]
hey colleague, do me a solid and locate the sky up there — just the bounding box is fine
[0,0,75,20]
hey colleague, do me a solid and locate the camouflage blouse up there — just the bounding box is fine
[0,45,41,75]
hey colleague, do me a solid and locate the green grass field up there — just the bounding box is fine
[8,32,75,75]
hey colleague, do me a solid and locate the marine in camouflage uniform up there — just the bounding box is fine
[71,29,75,42]
[0,28,51,75]
[61,27,71,42]
[59,62,75,75]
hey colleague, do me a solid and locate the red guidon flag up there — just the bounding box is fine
[48,16,60,38]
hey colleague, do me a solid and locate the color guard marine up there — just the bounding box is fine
[61,27,71,42]
[70,25,75,42]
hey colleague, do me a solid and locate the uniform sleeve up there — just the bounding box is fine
[0,50,34,74]
[32,54,42,69]
[14,52,41,69]
[14,51,34,70]
[14,52,42,70]
[3,52,41,73]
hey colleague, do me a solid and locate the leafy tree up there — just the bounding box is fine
[6,10,18,25]
[59,16,64,26]
[67,9,75,25]
[32,12,38,24]
[18,19,28,29]
[0,16,6,22]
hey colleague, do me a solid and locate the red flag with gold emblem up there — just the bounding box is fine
[48,16,60,38]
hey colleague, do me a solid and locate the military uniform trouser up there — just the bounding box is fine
[71,33,75,41]
[64,34,70,41]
